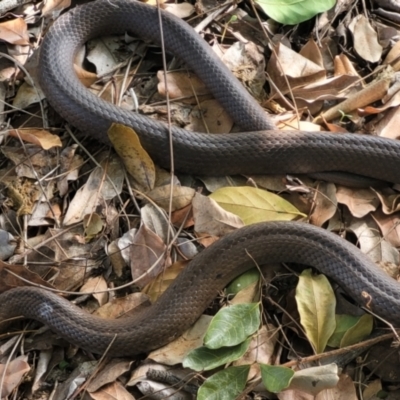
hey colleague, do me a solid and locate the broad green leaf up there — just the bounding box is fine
[183,338,251,371]
[205,303,260,349]
[198,365,249,400]
[108,123,155,191]
[209,186,305,225]
[295,269,336,353]
[256,0,335,25]
[260,364,294,393]
[226,268,260,295]
[340,314,373,348]
[327,314,360,348]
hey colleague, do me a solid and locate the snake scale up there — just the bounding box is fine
[1,0,400,356]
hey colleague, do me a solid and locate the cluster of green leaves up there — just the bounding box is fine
[182,268,372,398]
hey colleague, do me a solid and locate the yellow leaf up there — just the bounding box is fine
[209,186,305,225]
[108,123,155,191]
[295,269,336,353]
[8,129,62,149]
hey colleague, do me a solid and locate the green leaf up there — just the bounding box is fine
[327,315,359,348]
[205,303,260,349]
[260,364,294,393]
[198,365,249,400]
[226,268,260,295]
[209,186,305,225]
[255,0,335,25]
[183,338,251,371]
[340,314,373,348]
[295,269,336,353]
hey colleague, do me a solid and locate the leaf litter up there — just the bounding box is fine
[1,0,400,398]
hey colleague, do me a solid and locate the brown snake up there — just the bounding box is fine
[1,0,400,356]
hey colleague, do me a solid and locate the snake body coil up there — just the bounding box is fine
[1,0,400,356]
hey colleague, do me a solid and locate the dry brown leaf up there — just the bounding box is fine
[193,192,244,236]
[267,43,326,95]
[350,15,382,63]
[42,0,71,16]
[293,75,360,104]
[299,39,323,68]
[336,186,379,218]
[371,208,400,248]
[0,357,30,398]
[372,106,400,139]
[8,129,62,149]
[148,314,212,365]
[63,153,124,225]
[89,381,135,400]
[171,204,194,228]
[86,359,133,393]
[334,54,360,77]
[13,81,45,109]
[309,182,337,227]
[349,215,399,264]
[74,64,97,87]
[384,40,400,71]
[128,223,171,288]
[0,18,29,45]
[94,292,150,319]
[157,70,211,104]
[80,276,108,306]
[314,374,357,400]
[147,184,195,211]
[0,261,53,292]
[188,99,234,133]
[372,188,400,214]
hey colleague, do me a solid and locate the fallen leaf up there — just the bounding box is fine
[193,192,244,237]
[350,15,382,63]
[89,381,135,400]
[371,208,400,247]
[0,356,30,398]
[188,99,234,133]
[310,182,337,227]
[157,70,211,104]
[8,129,62,149]
[108,123,155,191]
[296,269,336,354]
[149,315,212,365]
[336,186,379,218]
[209,186,305,225]
[80,276,108,306]
[0,18,29,45]
[42,0,71,15]
[127,223,171,288]
[147,184,195,211]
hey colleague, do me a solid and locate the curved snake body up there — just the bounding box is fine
[0,0,399,356]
